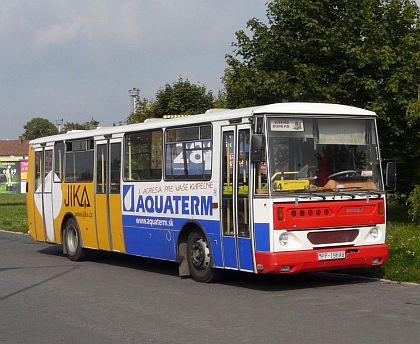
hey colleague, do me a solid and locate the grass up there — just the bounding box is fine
[351,203,420,283]
[0,193,418,283]
[0,194,27,233]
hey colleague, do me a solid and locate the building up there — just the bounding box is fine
[0,137,29,194]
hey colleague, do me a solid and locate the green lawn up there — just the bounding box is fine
[0,194,27,233]
[0,194,418,283]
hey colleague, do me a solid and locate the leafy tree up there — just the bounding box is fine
[127,78,214,123]
[224,0,420,194]
[63,118,99,132]
[23,117,58,140]
[127,98,158,124]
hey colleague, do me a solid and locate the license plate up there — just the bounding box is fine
[318,251,346,261]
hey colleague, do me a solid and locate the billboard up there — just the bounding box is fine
[0,161,21,194]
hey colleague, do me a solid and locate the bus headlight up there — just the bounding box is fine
[279,232,289,246]
[369,227,379,239]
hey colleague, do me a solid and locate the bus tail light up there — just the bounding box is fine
[277,207,284,221]
[378,203,384,215]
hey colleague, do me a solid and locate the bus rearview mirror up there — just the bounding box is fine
[384,160,396,191]
[250,134,266,163]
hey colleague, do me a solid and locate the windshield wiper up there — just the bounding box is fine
[296,190,326,200]
[354,190,383,198]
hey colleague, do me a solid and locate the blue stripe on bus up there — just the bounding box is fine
[238,237,254,270]
[255,223,270,252]
[222,237,238,268]
[122,215,223,267]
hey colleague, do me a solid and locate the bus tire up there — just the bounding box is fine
[187,231,221,283]
[63,218,87,261]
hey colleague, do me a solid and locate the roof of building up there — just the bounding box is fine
[0,138,29,157]
[30,102,377,145]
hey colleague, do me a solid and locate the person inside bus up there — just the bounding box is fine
[316,146,332,186]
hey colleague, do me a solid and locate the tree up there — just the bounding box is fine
[224,0,420,195]
[23,117,58,140]
[63,118,99,132]
[127,78,215,123]
[127,98,158,124]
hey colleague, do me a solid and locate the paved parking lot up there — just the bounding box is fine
[0,231,419,344]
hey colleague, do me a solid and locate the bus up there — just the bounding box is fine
[26,102,395,282]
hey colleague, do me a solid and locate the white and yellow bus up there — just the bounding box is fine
[27,103,395,282]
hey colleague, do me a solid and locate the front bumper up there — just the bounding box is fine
[255,244,388,274]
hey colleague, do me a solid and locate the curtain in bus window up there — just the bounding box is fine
[318,119,366,145]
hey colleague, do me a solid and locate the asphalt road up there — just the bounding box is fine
[0,230,419,344]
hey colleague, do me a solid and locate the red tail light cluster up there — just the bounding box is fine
[290,208,332,218]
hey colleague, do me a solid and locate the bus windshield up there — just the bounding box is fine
[266,117,383,194]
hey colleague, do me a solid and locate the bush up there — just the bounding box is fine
[407,184,420,222]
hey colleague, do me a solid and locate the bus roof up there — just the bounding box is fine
[30,102,376,145]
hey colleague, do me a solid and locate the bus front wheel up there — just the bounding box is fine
[63,218,87,261]
[187,231,221,283]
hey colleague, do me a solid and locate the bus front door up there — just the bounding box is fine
[95,139,125,252]
[221,125,254,272]
[33,147,55,242]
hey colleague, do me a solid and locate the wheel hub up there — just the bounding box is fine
[66,225,78,254]
[191,238,210,270]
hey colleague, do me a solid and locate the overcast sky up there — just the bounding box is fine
[0,0,267,139]
[1,1,419,139]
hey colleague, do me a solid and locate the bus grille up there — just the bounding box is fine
[307,229,359,245]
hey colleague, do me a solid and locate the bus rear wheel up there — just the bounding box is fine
[187,231,221,283]
[63,218,87,261]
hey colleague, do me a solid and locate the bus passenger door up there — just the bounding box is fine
[221,125,254,271]
[95,139,125,252]
[33,147,55,242]
[43,147,55,242]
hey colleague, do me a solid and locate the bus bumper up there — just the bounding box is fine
[255,244,388,274]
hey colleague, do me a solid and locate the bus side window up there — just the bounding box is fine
[65,139,94,182]
[124,130,162,181]
[110,143,121,193]
[165,124,212,181]
[54,141,64,182]
[34,151,42,192]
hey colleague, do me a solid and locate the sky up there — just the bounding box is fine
[0,0,268,139]
[1,1,419,139]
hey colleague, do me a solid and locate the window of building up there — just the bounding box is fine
[124,130,162,181]
[165,125,212,180]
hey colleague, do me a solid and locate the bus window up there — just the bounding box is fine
[237,129,250,237]
[65,139,94,182]
[96,144,107,194]
[124,130,162,181]
[222,131,234,235]
[34,151,42,192]
[165,125,212,180]
[54,141,64,182]
[110,143,121,193]
[44,150,53,192]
